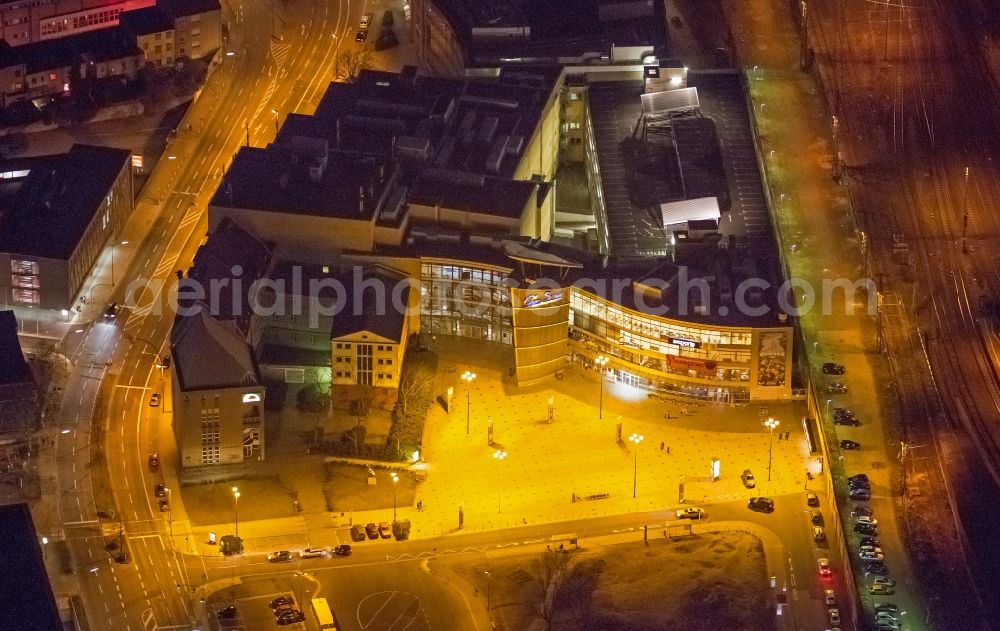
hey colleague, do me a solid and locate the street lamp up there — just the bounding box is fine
[764,417,780,482]
[493,449,507,513]
[629,433,644,498]
[271,109,279,135]
[461,371,476,435]
[231,486,241,548]
[165,487,173,548]
[391,471,398,522]
[595,355,610,419]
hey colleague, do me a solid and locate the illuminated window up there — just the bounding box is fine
[12,288,39,304]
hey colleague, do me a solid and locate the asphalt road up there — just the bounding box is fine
[56,0,369,626]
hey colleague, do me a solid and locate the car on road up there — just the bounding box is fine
[747,497,774,513]
[149,393,160,407]
[740,469,756,488]
[299,547,325,559]
[332,544,352,556]
[365,522,379,539]
[267,550,293,563]
[806,492,819,507]
[810,510,823,525]
[216,606,237,619]
[823,589,836,605]
[822,362,846,375]
[355,29,368,42]
[158,499,169,512]
[676,507,706,520]
[148,453,159,470]
[840,439,860,450]
[269,596,295,609]
[378,522,392,539]
[278,610,306,625]
[829,608,841,625]
[870,583,895,595]
[817,558,832,577]
[103,303,118,321]
[813,526,826,541]
[350,524,366,541]
[154,484,167,497]
[360,12,372,27]
[826,381,848,394]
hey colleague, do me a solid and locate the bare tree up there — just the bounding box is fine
[333,46,374,83]
[531,548,572,630]
[396,370,433,418]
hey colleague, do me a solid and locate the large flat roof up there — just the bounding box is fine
[0,504,62,631]
[0,310,32,386]
[0,144,130,260]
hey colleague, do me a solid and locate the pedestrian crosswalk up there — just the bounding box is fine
[270,39,291,67]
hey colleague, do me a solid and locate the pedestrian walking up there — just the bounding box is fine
[660,441,665,451]
[666,446,671,455]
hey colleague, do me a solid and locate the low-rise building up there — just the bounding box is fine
[119,6,175,68]
[0,310,39,433]
[161,0,220,61]
[170,302,265,468]
[0,144,133,313]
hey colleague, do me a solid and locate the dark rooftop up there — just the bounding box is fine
[331,265,410,343]
[0,26,141,74]
[186,218,273,321]
[171,303,259,391]
[0,144,131,260]
[0,310,32,386]
[211,67,559,223]
[120,6,175,36]
[0,504,62,631]
[429,0,667,66]
[160,0,222,18]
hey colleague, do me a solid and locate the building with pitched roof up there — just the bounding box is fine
[0,144,133,312]
[0,310,39,433]
[170,302,264,467]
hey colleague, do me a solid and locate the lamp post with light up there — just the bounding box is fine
[629,433,644,498]
[493,449,507,513]
[391,471,399,522]
[764,417,780,482]
[461,371,476,435]
[595,355,610,418]
[232,486,241,551]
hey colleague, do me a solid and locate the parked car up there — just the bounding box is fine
[351,524,367,541]
[216,606,237,620]
[859,545,884,555]
[872,576,896,587]
[810,510,823,525]
[848,474,870,484]
[875,603,900,613]
[269,596,295,609]
[332,544,352,556]
[806,492,819,507]
[856,515,878,526]
[267,550,293,563]
[299,547,325,559]
[154,484,167,497]
[865,560,889,575]
[813,526,826,541]
[855,523,878,535]
[853,506,874,517]
[274,604,295,616]
[822,362,846,375]
[859,536,881,548]
[747,497,774,513]
[827,382,848,394]
[833,407,855,418]
[840,439,860,450]
[149,393,160,407]
[870,583,895,595]
[860,550,884,561]
[823,589,836,606]
[834,415,860,426]
[158,499,169,512]
[850,489,872,501]
[676,507,705,520]
[378,522,392,539]
[278,610,306,625]
[365,522,379,539]
[741,469,756,488]
[817,558,832,577]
